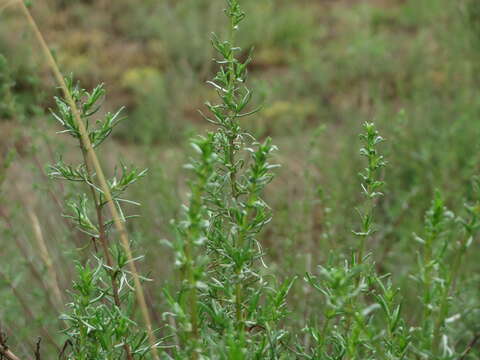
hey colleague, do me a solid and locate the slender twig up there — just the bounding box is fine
[2,320,36,358]
[27,208,64,308]
[57,340,72,360]
[17,3,159,358]
[0,0,19,14]
[459,333,480,360]
[0,327,21,360]
[33,338,41,360]
[0,347,22,360]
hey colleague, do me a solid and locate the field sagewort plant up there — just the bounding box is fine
[48,79,151,359]
[301,123,411,359]
[165,0,294,358]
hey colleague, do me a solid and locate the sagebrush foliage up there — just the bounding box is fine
[48,79,150,359]
[165,1,293,357]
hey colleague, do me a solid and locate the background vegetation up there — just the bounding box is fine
[1,0,480,358]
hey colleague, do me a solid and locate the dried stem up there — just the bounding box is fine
[34,338,41,360]
[0,0,19,14]
[0,328,21,360]
[459,333,480,360]
[27,208,64,308]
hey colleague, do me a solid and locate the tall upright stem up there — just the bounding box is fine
[226,10,245,331]
[432,235,468,353]
[183,185,203,359]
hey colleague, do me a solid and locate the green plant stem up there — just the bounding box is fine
[422,234,434,328]
[235,275,243,329]
[319,317,331,350]
[230,136,244,329]
[358,178,375,265]
[183,185,203,359]
[183,237,199,360]
[432,237,468,352]
[227,12,245,333]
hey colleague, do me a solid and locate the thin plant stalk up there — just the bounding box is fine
[27,208,64,308]
[0,0,19,14]
[0,335,22,360]
[356,123,385,265]
[1,323,33,360]
[433,227,472,351]
[0,326,22,360]
[225,3,244,329]
[182,189,201,359]
[183,237,199,348]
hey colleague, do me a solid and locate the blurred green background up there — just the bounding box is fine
[1,0,480,354]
